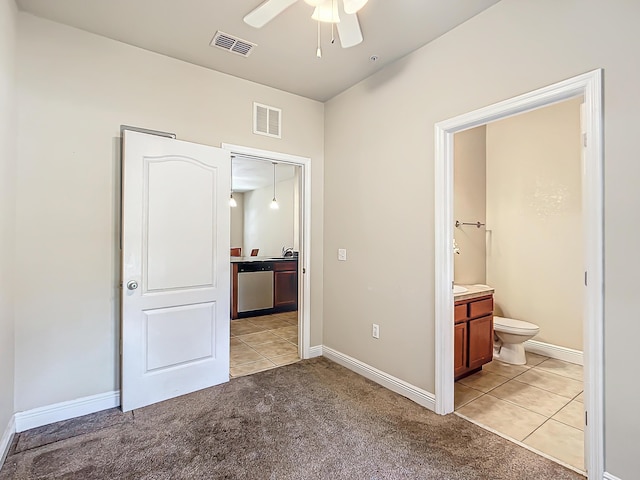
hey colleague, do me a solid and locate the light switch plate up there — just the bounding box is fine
[338,248,347,261]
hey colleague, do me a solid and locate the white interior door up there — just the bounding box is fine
[121,130,230,412]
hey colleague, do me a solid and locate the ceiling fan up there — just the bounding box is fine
[244,0,369,51]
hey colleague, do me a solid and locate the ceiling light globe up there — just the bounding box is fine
[229,195,237,208]
[343,0,368,14]
[312,5,340,23]
[270,198,280,210]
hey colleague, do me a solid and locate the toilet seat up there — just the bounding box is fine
[493,316,539,335]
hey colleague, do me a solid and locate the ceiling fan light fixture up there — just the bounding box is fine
[343,0,369,15]
[311,1,340,23]
[303,0,326,6]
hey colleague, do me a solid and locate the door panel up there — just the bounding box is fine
[274,270,297,308]
[146,159,217,291]
[468,315,493,370]
[454,322,467,378]
[122,130,230,412]
[145,303,215,371]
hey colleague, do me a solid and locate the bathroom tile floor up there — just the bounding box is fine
[455,352,585,473]
[230,311,300,378]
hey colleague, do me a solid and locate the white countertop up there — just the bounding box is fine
[454,284,494,302]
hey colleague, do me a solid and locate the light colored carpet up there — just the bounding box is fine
[1,358,584,479]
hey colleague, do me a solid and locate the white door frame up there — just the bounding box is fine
[221,143,312,359]
[434,69,603,478]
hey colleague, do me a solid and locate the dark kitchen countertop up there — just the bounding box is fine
[230,256,297,263]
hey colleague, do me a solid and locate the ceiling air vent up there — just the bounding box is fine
[253,102,282,139]
[210,31,256,57]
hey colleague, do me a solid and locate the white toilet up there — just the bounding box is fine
[493,316,540,365]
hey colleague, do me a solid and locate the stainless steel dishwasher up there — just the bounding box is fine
[237,262,274,313]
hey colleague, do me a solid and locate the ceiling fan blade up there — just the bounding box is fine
[244,0,299,28]
[336,10,363,48]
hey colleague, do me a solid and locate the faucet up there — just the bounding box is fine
[282,247,294,257]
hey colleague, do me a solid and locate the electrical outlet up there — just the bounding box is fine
[372,324,380,339]
[338,248,347,261]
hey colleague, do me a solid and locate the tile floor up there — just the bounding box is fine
[230,311,300,378]
[455,352,585,473]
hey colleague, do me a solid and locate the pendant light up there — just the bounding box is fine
[230,154,237,207]
[270,162,279,210]
[316,20,322,58]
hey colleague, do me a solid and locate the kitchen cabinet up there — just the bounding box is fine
[454,294,494,380]
[274,261,298,309]
[231,258,298,319]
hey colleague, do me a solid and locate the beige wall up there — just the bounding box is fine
[7,1,640,477]
[15,13,324,412]
[230,192,245,252]
[453,126,486,285]
[486,98,583,350]
[324,1,639,477]
[244,177,297,258]
[0,0,17,442]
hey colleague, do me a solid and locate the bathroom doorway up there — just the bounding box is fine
[434,70,603,479]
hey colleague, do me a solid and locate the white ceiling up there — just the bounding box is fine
[16,0,501,102]
[232,157,297,193]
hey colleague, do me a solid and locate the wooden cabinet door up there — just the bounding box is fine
[468,315,494,370]
[274,270,298,308]
[454,322,468,378]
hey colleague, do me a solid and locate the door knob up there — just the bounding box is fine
[127,280,139,291]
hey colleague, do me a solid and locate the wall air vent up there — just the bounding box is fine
[253,102,282,139]
[210,31,256,57]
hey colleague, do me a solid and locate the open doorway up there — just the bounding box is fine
[222,143,312,378]
[228,156,301,376]
[434,70,603,479]
[451,97,585,473]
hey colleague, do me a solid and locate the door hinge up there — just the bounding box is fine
[585,410,588,426]
[303,268,306,274]
[582,133,587,147]
[584,271,588,286]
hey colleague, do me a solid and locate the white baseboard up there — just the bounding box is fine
[322,347,436,412]
[15,391,120,433]
[307,345,323,358]
[604,472,622,480]
[524,339,583,366]
[0,415,15,467]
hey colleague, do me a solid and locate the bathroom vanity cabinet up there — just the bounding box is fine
[454,294,494,380]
